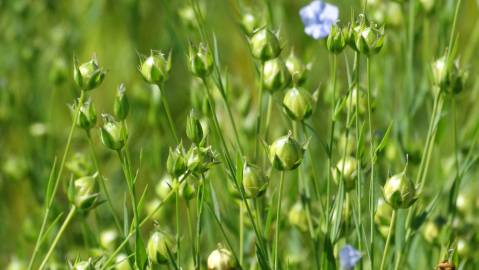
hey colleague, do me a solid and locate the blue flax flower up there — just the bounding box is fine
[299,1,339,39]
[339,244,362,270]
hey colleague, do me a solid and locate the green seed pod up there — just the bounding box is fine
[6,257,26,270]
[100,229,118,251]
[67,153,94,178]
[179,180,196,201]
[155,175,174,201]
[240,10,262,36]
[73,56,106,91]
[186,145,217,174]
[74,98,97,130]
[285,51,307,86]
[114,84,129,121]
[207,247,237,270]
[288,201,308,232]
[332,156,358,191]
[242,163,268,198]
[188,43,214,78]
[263,58,292,92]
[147,230,175,264]
[115,254,131,270]
[167,144,187,178]
[346,84,368,115]
[374,198,393,238]
[282,87,314,121]
[139,51,172,85]
[327,25,346,54]
[186,109,204,144]
[419,0,435,13]
[178,5,199,30]
[268,132,305,171]
[249,28,281,62]
[431,56,467,94]
[457,238,471,257]
[456,192,475,216]
[146,198,168,220]
[354,22,385,56]
[100,115,127,151]
[383,173,417,209]
[422,220,440,244]
[68,173,100,212]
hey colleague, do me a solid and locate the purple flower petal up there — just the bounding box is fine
[299,1,339,39]
[339,244,362,270]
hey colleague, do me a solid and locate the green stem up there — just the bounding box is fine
[28,90,85,270]
[195,174,206,269]
[175,178,181,266]
[38,206,77,270]
[273,171,285,270]
[353,52,363,250]
[86,132,123,232]
[159,84,180,144]
[379,210,397,270]
[255,63,264,161]
[239,201,244,266]
[327,54,338,217]
[366,57,375,268]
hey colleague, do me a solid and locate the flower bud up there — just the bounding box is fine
[288,201,308,232]
[186,109,204,143]
[327,25,346,54]
[419,0,435,13]
[100,115,127,150]
[67,152,94,178]
[374,198,393,237]
[240,11,262,36]
[457,238,471,257]
[115,254,131,270]
[178,5,199,30]
[332,156,358,191]
[422,217,446,244]
[73,56,106,91]
[167,144,187,178]
[74,98,97,130]
[242,163,268,198]
[114,84,129,121]
[180,180,196,201]
[354,22,385,56]
[155,175,174,201]
[139,51,172,85]
[186,145,217,174]
[147,230,175,264]
[383,172,416,209]
[282,87,314,121]
[188,43,214,78]
[269,132,305,171]
[71,259,96,270]
[249,28,281,61]
[347,84,368,115]
[431,56,466,94]
[68,173,100,212]
[263,58,292,92]
[455,192,474,216]
[285,51,307,85]
[207,247,237,270]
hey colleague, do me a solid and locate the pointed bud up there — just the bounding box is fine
[431,56,467,94]
[139,51,172,85]
[73,56,106,91]
[383,172,416,209]
[263,58,292,92]
[167,144,187,178]
[188,43,214,78]
[73,98,97,131]
[332,156,358,191]
[242,163,268,198]
[374,198,393,238]
[147,230,175,265]
[114,84,129,121]
[354,17,385,56]
[249,28,281,61]
[186,145,218,174]
[100,115,127,150]
[179,180,196,201]
[186,109,204,143]
[283,87,314,121]
[68,173,100,212]
[285,51,307,85]
[207,247,237,270]
[67,152,94,178]
[327,25,346,54]
[269,132,305,171]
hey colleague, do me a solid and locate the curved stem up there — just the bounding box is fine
[273,171,285,270]
[28,90,85,270]
[159,85,180,144]
[379,210,397,270]
[38,206,77,270]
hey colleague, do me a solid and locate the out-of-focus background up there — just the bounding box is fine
[1,0,479,267]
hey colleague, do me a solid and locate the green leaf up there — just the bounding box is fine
[375,122,393,155]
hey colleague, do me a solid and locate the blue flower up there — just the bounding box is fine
[299,1,339,39]
[339,244,362,270]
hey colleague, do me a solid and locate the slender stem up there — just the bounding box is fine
[379,210,397,270]
[38,206,77,270]
[353,52,363,250]
[327,54,338,217]
[28,90,85,270]
[255,63,264,161]
[239,201,244,266]
[175,178,181,266]
[86,132,122,232]
[273,171,285,270]
[366,57,375,268]
[195,175,206,269]
[159,84,180,144]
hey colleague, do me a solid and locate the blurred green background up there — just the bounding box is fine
[1,0,479,267]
